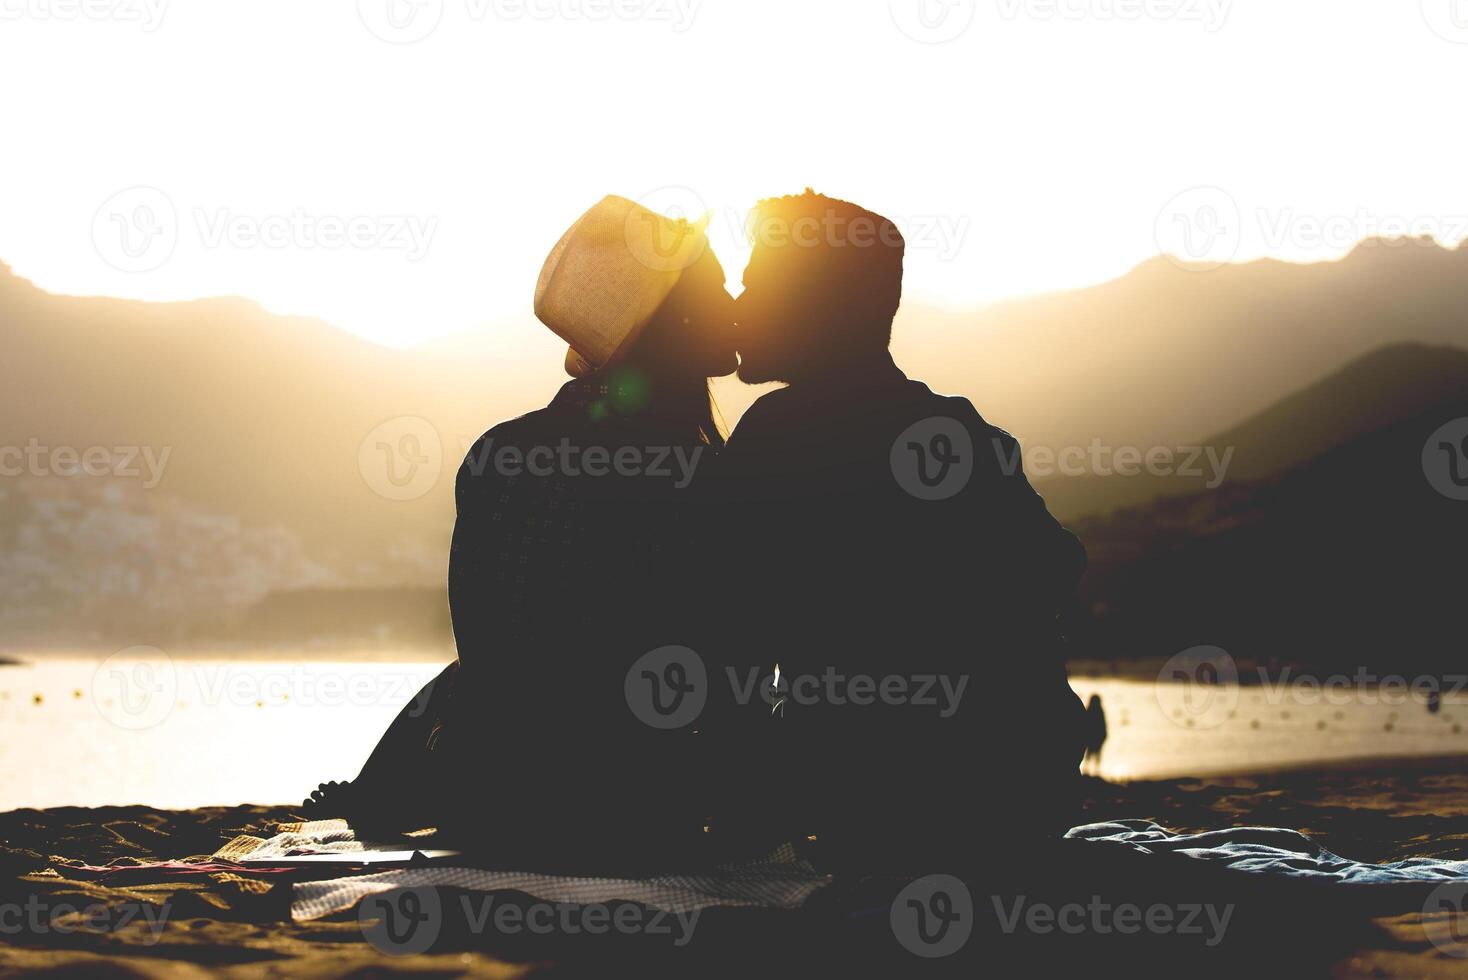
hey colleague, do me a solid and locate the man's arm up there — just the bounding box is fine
[975,422,1088,618]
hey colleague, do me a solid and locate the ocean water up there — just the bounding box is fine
[0,654,449,810]
[3,655,1467,809]
[1068,676,1468,780]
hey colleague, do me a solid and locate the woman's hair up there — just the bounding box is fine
[608,310,726,451]
[609,257,728,450]
[672,375,726,451]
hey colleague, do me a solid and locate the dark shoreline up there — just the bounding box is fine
[4,761,1467,976]
[5,755,1468,818]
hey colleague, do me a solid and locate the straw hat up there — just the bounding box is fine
[534,195,711,378]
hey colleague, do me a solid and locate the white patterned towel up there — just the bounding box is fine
[214,818,364,862]
[291,848,832,921]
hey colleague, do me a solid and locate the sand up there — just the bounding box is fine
[3,763,1467,977]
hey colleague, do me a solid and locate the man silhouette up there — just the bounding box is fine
[705,190,1087,868]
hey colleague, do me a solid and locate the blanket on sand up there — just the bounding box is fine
[11,770,1468,976]
[213,821,834,922]
[232,818,1468,922]
[1069,820,1468,885]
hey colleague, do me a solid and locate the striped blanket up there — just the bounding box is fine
[214,821,833,922]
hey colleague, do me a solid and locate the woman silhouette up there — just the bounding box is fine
[306,197,736,864]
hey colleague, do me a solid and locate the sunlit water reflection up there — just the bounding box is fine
[1069,677,1468,781]
[3,656,1467,808]
[1,655,448,810]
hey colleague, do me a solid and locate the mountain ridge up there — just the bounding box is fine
[1037,343,1468,520]
[4,238,1466,642]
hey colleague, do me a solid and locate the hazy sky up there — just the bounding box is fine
[2,0,1465,345]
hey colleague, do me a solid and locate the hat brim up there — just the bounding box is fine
[564,346,597,378]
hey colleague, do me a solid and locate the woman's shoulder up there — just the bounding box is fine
[461,404,569,462]
[452,406,566,500]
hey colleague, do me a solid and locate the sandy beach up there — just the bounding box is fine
[3,761,1467,978]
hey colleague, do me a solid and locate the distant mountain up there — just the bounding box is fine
[1074,391,1468,672]
[900,238,1468,459]
[1038,344,1468,521]
[2,236,1465,645]
[0,261,567,644]
[0,260,566,562]
[0,262,572,636]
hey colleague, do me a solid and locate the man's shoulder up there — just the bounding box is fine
[897,384,1023,481]
[722,386,804,451]
[734,378,1013,442]
[897,380,1014,441]
[740,384,798,422]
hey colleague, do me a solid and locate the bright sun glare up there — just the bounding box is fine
[1,1,1465,346]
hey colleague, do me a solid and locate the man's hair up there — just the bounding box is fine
[748,189,905,346]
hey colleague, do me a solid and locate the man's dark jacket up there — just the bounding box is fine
[700,353,1087,856]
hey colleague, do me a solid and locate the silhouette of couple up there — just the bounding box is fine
[308,191,1088,872]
